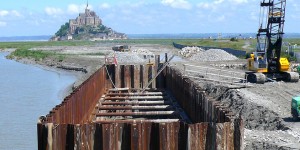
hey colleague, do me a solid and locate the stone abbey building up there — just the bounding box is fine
[69,5,102,34]
[51,2,127,41]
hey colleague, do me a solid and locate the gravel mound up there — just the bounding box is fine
[131,48,154,56]
[190,49,238,62]
[107,52,146,64]
[179,46,204,57]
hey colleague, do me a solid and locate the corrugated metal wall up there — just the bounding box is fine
[38,121,243,150]
[46,67,107,124]
[38,64,244,150]
[165,66,244,149]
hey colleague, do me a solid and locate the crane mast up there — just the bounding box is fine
[257,0,286,72]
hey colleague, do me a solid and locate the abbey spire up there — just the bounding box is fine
[86,0,89,9]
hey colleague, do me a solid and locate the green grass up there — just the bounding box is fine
[285,39,300,45]
[0,39,180,50]
[7,48,106,61]
[56,54,65,62]
[177,39,256,51]
[8,48,69,62]
[9,48,53,61]
[177,38,300,53]
[0,41,95,50]
[1,38,300,50]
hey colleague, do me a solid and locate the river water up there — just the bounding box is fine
[0,52,77,150]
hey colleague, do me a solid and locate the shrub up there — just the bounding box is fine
[230,37,238,42]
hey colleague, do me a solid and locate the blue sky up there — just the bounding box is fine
[0,0,299,36]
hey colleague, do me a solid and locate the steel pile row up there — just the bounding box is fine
[45,67,107,124]
[38,121,243,150]
[165,66,244,149]
[106,64,164,89]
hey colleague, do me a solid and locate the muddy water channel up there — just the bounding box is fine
[0,52,77,150]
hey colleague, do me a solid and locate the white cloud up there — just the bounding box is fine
[45,7,63,16]
[216,15,225,22]
[197,0,225,10]
[0,10,22,17]
[11,10,22,17]
[0,10,9,16]
[0,21,7,27]
[215,0,225,4]
[161,0,192,10]
[229,0,248,4]
[68,4,92,14]
[197,0,248,10]
[197,3,212,9]
[100,3,111,9]
[130,2,147,8]
[68,4,80,14]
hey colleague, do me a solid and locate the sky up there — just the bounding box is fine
[0,0,299,36]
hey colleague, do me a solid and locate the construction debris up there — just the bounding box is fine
[190,49,238,62]
[178,46,204,57]
[178,47,238,62]
[107,52,146,64]
[131,48,154,56]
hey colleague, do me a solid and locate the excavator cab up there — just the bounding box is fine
[247,52,267,73]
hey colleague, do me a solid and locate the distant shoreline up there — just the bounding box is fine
[1,33,300,42]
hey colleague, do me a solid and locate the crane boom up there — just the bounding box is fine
[258,0,286,73]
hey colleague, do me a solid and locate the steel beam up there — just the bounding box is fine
[104,96,167,100]
[93,119,180,123]
[101,101,171,105]
[96,105,173,110]
[108,88,130,92]
[106,92,164,96]
[95,111,176,116]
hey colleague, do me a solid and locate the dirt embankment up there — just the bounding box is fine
[194,81,300,149]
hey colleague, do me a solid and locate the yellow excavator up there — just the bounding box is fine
[246,0,299,83]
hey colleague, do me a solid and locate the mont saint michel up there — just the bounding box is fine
[51,4,127,41]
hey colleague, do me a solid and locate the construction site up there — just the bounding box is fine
[34,0,300,149]
[36,42,300,149]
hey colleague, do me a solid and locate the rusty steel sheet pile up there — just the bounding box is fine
[38,64,244,150]
[44,67,107,124]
